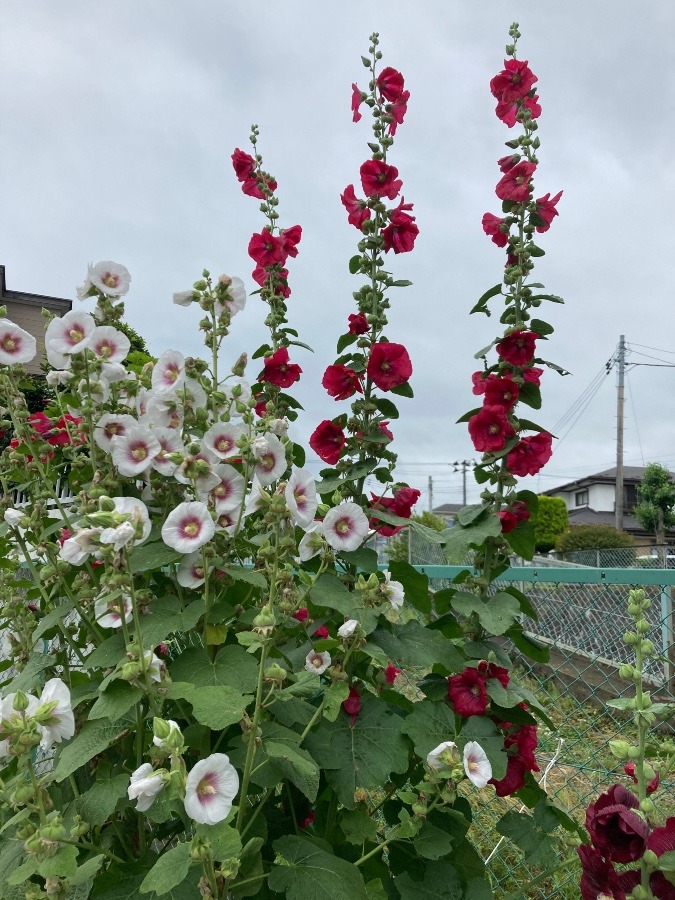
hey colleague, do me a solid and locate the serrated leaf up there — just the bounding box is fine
[374,397,399,419]
[194,821,242,862]
[53,719,132,782]
[128,542,182,574]
[164,681,253,729]
[395,861,462,899]
[223,566,267,588]
[443,515,502,564]
[340,808,378,844]
[269,835,368,900]
[322,681,349,722]
[455,504,490,527]
[506,627,549,664]
[85,634,126,670]
[530,318,554,337]
[136,596,205,646]
[372,621,463,672]
[38,844,78,878]
[69,853,105,885]
[252,343,272,360]
[413,821,454,859]
[169,645,258,693]
[401,701,457,759]
[309,574,379,634]
[518,380,542,410]
[451,591,520,636]
[76,775,130,826]
[496,807,557,867]
[89,681,143,721]
[266,741,319,802]
[339,547,379,573]
[5,652,55,693]
[139,843,191,895]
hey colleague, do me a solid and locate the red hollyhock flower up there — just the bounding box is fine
[156,642,169,658]
[348,312,369,335]
[497,154,520,173]
[490,59,537,104]
[242,174,277,200]
[533,191,563,233]
[387,90,410,136]
[293,607,309,623]
[342,686,362,727]
[360,160,403,200]
[448,668,489,717]
[300,809,315,829]
[468,405,515,453]
[254,399,268,418]
[280,225,302,258]
[506,432,553,477]
[578,846,626,900]
[341,185,371,230]
[367,342,412,391]
[624,762,660,795]
[498,500,530,534]
[484,377,519,409]
[508,724,539,772]
[259,348,302,389]
[369,485,421,536]
[248,230,286,268]
[482,212,509,248]
[647,816,675,857]
[377,67,405,102]
[384,663,401,684]
[496,330,538,366]
[523,366,544,387]
[382,199,418,254]
[322,365,362,401]
[496,94,542,128]
[231,148,256,182]
[495,161,537,203]
[251,264,289,292]
[312,625,329,640]
[489,755,529,797]
[471,371,500,395]
[48,415,83,447]
[351,83,363,122]
[309,420,346,465]
[585,785,649,863]
[28,412,53,436]
[379,420,394,442]
[478,661,510,688]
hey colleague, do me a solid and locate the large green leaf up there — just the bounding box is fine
[53,719,132,782]
[129,542,182,574]
[443,514,502,563]
[135,596,204,646]
[4,652,55,692]
[32,600,74,640]
[194,821,242,862]
[387,562,430,615]
[305,696,409,808]
[269,835,368,900]
[75,775,130,826]
[400,701,457,760]
[89,681,143,721]
[309,574,379,634]
[412,821,454,860]
[394,861,462,899]
[340,808,378,844]
[85,634,126,670]
[169,645,258,693]
[139,843,191,895]
[451,591,520,636]
[371,621,463,672]
[165,682,253,730]
[266,741,319,802]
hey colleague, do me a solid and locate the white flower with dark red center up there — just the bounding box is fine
[128,763,166,812]
[94,413,137,453]
[215,510,237,536]
[208,464,245,513]
[0,320,37,366]
[89,325,130,364]
[427,741,458,770]
[285,468,318,528]
[59,527,102,565]
[162,501,215,553]
[253,433,287,486]
[215,276,246,318]
[173,290,195,307]
[184,753,239,825]
[338,620,359,640]
[243,478,267,518]
[322,503,369,553]
[382,571,405,610]
[203,423,243,461]
[298,523,324,562]
[305,650,331,675]
[150,427,185,476]
[95,594,133,629]
[111,426,161,476]
[46,310,95,359]
[152,350,185,395]
[177,552,206,588]
[88,260,131,297]
[463,741,492,787]
[38,678,75,749]
[143,395,184,431]
[112,497,152,544]
[100,521,136,551]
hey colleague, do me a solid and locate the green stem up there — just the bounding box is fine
[235,640,270,832]
[241,789,271,839]
[500,853,579,900]
[56,836,124,865]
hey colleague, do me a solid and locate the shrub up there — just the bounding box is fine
[555,525,635,565]
[532,495,568,552]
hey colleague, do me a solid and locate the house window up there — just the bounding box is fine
[624,484,638,512]
[575,490,588,507]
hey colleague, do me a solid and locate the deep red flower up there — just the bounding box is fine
[377,67,405,102]
[231,148,256,182]
[280,225,302,258]
[382,198,418,254]
[578,845,626,900]
[342,686,362,727]
[248,230,286,268]
[468,405,515,453]
[241,174,277,200]
[496,330,538,366]
[259,348,302,389]
[254,399,268,418]
[496,94,542,128]
[360,160,402,200]
[387,90,410,135]
[585,785,649,863]
[498,501,530,534]
[156,643,169,658]
[506,432,553,477]
[478,661,510,688]
[482,212,509,248]
[471,371,499,395]
[495,161,537,203]
[508,724,539,773]
[48,415,83,447]
[341,185,371,230]
[28,412,52,436]
[490,59,537,104]
[58,527,72,547]
[312,625,329,640]
[484,377,519,409]
[351,83,363,122]
[367,342,412,391]
[300,809,315,829]
[348,312,369,335]
[490,755,528,797]
[617,868,675,900]
[293,607,309,623]
[322,365,362,401]
[648,816,675,856]
[379,420,394,442]
[369,486,421,536]
[624,762,660,795]
[309,421,346,465]
[448,668,489,717]
[497,154,520,173]
[384,663,401,684]
[523,366,544,387]
[533,191,563,233]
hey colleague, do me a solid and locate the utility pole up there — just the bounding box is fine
[452,460,475,506]
[428,475,433,513]
[615,335,626,531]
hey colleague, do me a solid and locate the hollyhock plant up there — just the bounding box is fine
[161,501,216,553]
[341,185,371,230]
[496,330,539,366]
[184,753,239,825]
[285,467,318,528]
[37,678,75,749]
[427,741,458,770]
[87,260,131,297]
[585,785,649,863]
[382,199,419,253]
[305,650,331,675]
[481,212,509,247]
[45,309,96,357]
[128,764,166,812]
[532,190,563,232]
[384,663,401,684]
[490,58,537,104]
[348,312,369,334]
[463,742,492,788]
[495,160,537,202]
[448,668,489,717]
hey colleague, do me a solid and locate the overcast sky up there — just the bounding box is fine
[2,1,675,510]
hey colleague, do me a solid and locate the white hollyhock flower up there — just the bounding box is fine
[128,763,165,812]
[337,620,359,640]
[142,395,183,431]
[215,276,246,319]
[174,449,221,494]
[46,369,72,387]
[152,350,185,395]
[4,509,24,528]
[89,326,130,364]
[93,414,137,452]
[427,741,458,771]
[0,320,37,365]
[112,497,152,544]
[150,427,185,476]
[111,426,161,476]
[59,527,102,566]
[463,741,492,788]
[382,571,405,610]
[88,261,131,297]
[298,523,324,562]
[322,503,369,553]
[253,433,287,486]
[243,478,267,518]
[95,594,133,629]
[215,510,237,536]
[100,521,136,551]
[144,651,163,682]
[203,423,243,461]
[181,377,208,410]
[101,362,129,384]
[177,552,206,588]
[45,309,96,356]
[208,464,245,514]
[38,678,75,749]
[285,468,317,529]
[162,502,215,553]
[173,290,195,307]
[305,650,331,675]
[184,753,239,825]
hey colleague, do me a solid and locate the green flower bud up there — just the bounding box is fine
[643,849,658,868]
[98,496,116,512]
[13,691,30,712]
[153,718,171,741]
[640,798,655,815]
[264,663,287,686]
[623,631,638,646]
[618,664,635,679]
[189,836,212,862]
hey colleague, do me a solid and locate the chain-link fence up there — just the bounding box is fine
[560,545,675,568]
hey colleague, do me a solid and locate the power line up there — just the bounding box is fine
[626,370,645,467]
[630,342,675,356]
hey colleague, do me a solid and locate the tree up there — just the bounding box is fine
[555,525,635,566]
[531,496,568,552]
[634,462,675,565]
[387,511,446,563]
